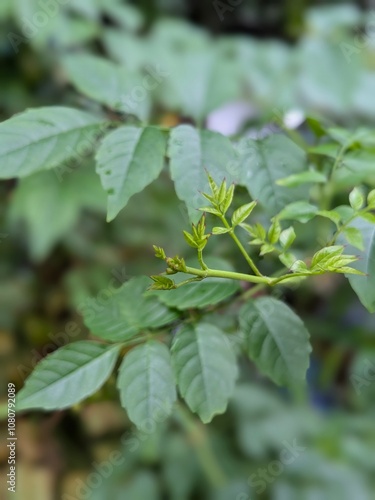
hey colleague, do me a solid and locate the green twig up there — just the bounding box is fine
[197,248,208,270]
[184,265,270,284]
[219,216,263,277]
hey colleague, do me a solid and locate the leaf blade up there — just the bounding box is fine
[0,107,107,179]
[117,341,176,429]
[82,276,178,342]
[239,297,311,386]
[96,126,167,221]
[171,323,238,422]
[16,341,120,411]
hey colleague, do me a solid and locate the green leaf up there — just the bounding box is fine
[268,218,281,244]
[168,125,236,222]
[96,126,167,221]
[334,205,356,223]
[239,298,311,386]
[183,230,199,249]
[368,189,375,208]
[199,206,221,217]
[153,246,166,260]
[334,151,375,187]
[343,227,364,251]
[235,134,309,216]
[311,245,344,269]
[0,107,107,179]
[278,202,319,223]
[155,278,239,310]
[349,187,365,211]
[16,342,120,411]
[280,227,296,250]
[279,252,297,269]
[171,323,238,422]
[9,165,106,260]
[103,2,144,32]
[260,243,275,256]
[155,42,241,122]
[290,260,309,273]
[297,38,360,116]
[149,276,176,290]
[62,54,150,120]
[13,1,99,50]
[102,29,148,70]
[242,222,266,242]
[343,217,375,313]
[82,276,178,342]
[231,201,257,227]
[317,210,342,226]
[117,341,176,429]
[276,170,327,187]
[221,183,235,215]
[310,246,359,274]
[212,227,230,235]
[308,143,339,159]
[152,258,240,310]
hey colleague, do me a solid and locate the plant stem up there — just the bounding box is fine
[270,272,314,285]
[241,269,286,300]
[197,248,208,270]
[219,216,263,277]
[174,403,227,488]
[184,266,270,284]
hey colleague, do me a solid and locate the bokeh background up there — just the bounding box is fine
[1,0,375,499]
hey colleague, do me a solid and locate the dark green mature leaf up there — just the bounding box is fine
[239,297,311,386]
[9,165,106,260]
[62,54,150,120]
[171,323,238,422]
[168,125,236,222]
[16,342,121,411]
[235,134,309,215]
[156,278,239,310]
[82,276,178,342]
[0,107,107,179]
[117,341,176,429]
[343,217,375,313]
[96,126,167,221]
